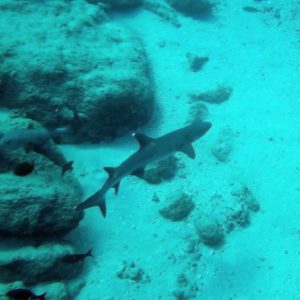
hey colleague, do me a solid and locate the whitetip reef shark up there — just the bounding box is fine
[0,125,73,175]
[76,121,212,217]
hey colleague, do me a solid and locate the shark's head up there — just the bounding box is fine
[186,121,212,142]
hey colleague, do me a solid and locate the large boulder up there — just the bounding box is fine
[0,0,154,142]
[0,170,83,236]
[0,117,83,236]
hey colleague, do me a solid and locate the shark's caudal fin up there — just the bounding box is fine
[76,191,107,218]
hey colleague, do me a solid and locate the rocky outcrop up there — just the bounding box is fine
[0,0,154,142]
[0,171,83,236]
[0,115,85,297]
[0,243,83,285]
[0,116,83,237]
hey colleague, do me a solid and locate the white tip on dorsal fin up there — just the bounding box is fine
[180,144,196,159]
[103,167,116,177]
[133,133,153,149]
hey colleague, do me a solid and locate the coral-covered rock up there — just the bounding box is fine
[159,192,195,221]
[0,117,83,237]
[0,170,83,236]
[211,128,235,162]
[142,156,179,184]
[194,215,224,247]
[0,1,154,142]
[190,86,233,104]
[0,243,83,285]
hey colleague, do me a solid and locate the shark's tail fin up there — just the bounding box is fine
[76,191,107,218]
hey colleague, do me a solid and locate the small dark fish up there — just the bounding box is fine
[61,248,93,264]
[6,288,46,300]
[13,162,35,176]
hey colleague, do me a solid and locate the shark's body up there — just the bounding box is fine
[77,121,212,217]
[0,127,73,175]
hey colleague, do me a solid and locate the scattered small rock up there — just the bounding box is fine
[116,261,150,283]
[231,182,260,213]
[211,128,235,162]
[159,192,195,221]
[186,53,209,72]
[190,86,233,104]
[187,103,209,123]
[142,156,179,184]
[194,215,224,247]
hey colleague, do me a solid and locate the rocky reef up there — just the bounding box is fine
[0,0,154,143]
[0,116,86,299]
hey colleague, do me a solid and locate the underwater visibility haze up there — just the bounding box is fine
[0,0,300,299]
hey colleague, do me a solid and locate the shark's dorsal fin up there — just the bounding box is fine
[133,133,153,149]
[131,168,145,178]
[180,144,196,159]
[103,167,116,178]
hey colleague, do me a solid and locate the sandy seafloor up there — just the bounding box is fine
[2,1,300,299]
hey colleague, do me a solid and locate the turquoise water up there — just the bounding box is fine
[1,0,300,299]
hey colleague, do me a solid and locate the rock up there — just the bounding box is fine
[211,128,235,162]
[159,192,195,221]
[144,0,181,27]
[186,53,209,72]
[231,182,260,213]
[39,282,69,300]
[0,170,83,236]
[142,156,179,184]
[116,261,150,283]
[0,1,154,142]
[0,243,83,285]
[194,215,224,247]
[0,116,70,174]
[0,117,83,237]
[92,0,143,9]
[187,103,208,123]
[190,86,233,104]
[166,0,214,18]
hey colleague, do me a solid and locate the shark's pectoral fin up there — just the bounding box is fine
[131,168,145,178]
[99,199,107,218]
[113,182,120,195]
[180,144,196,159]
[103,167,116,178]
[133,133,154,149]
